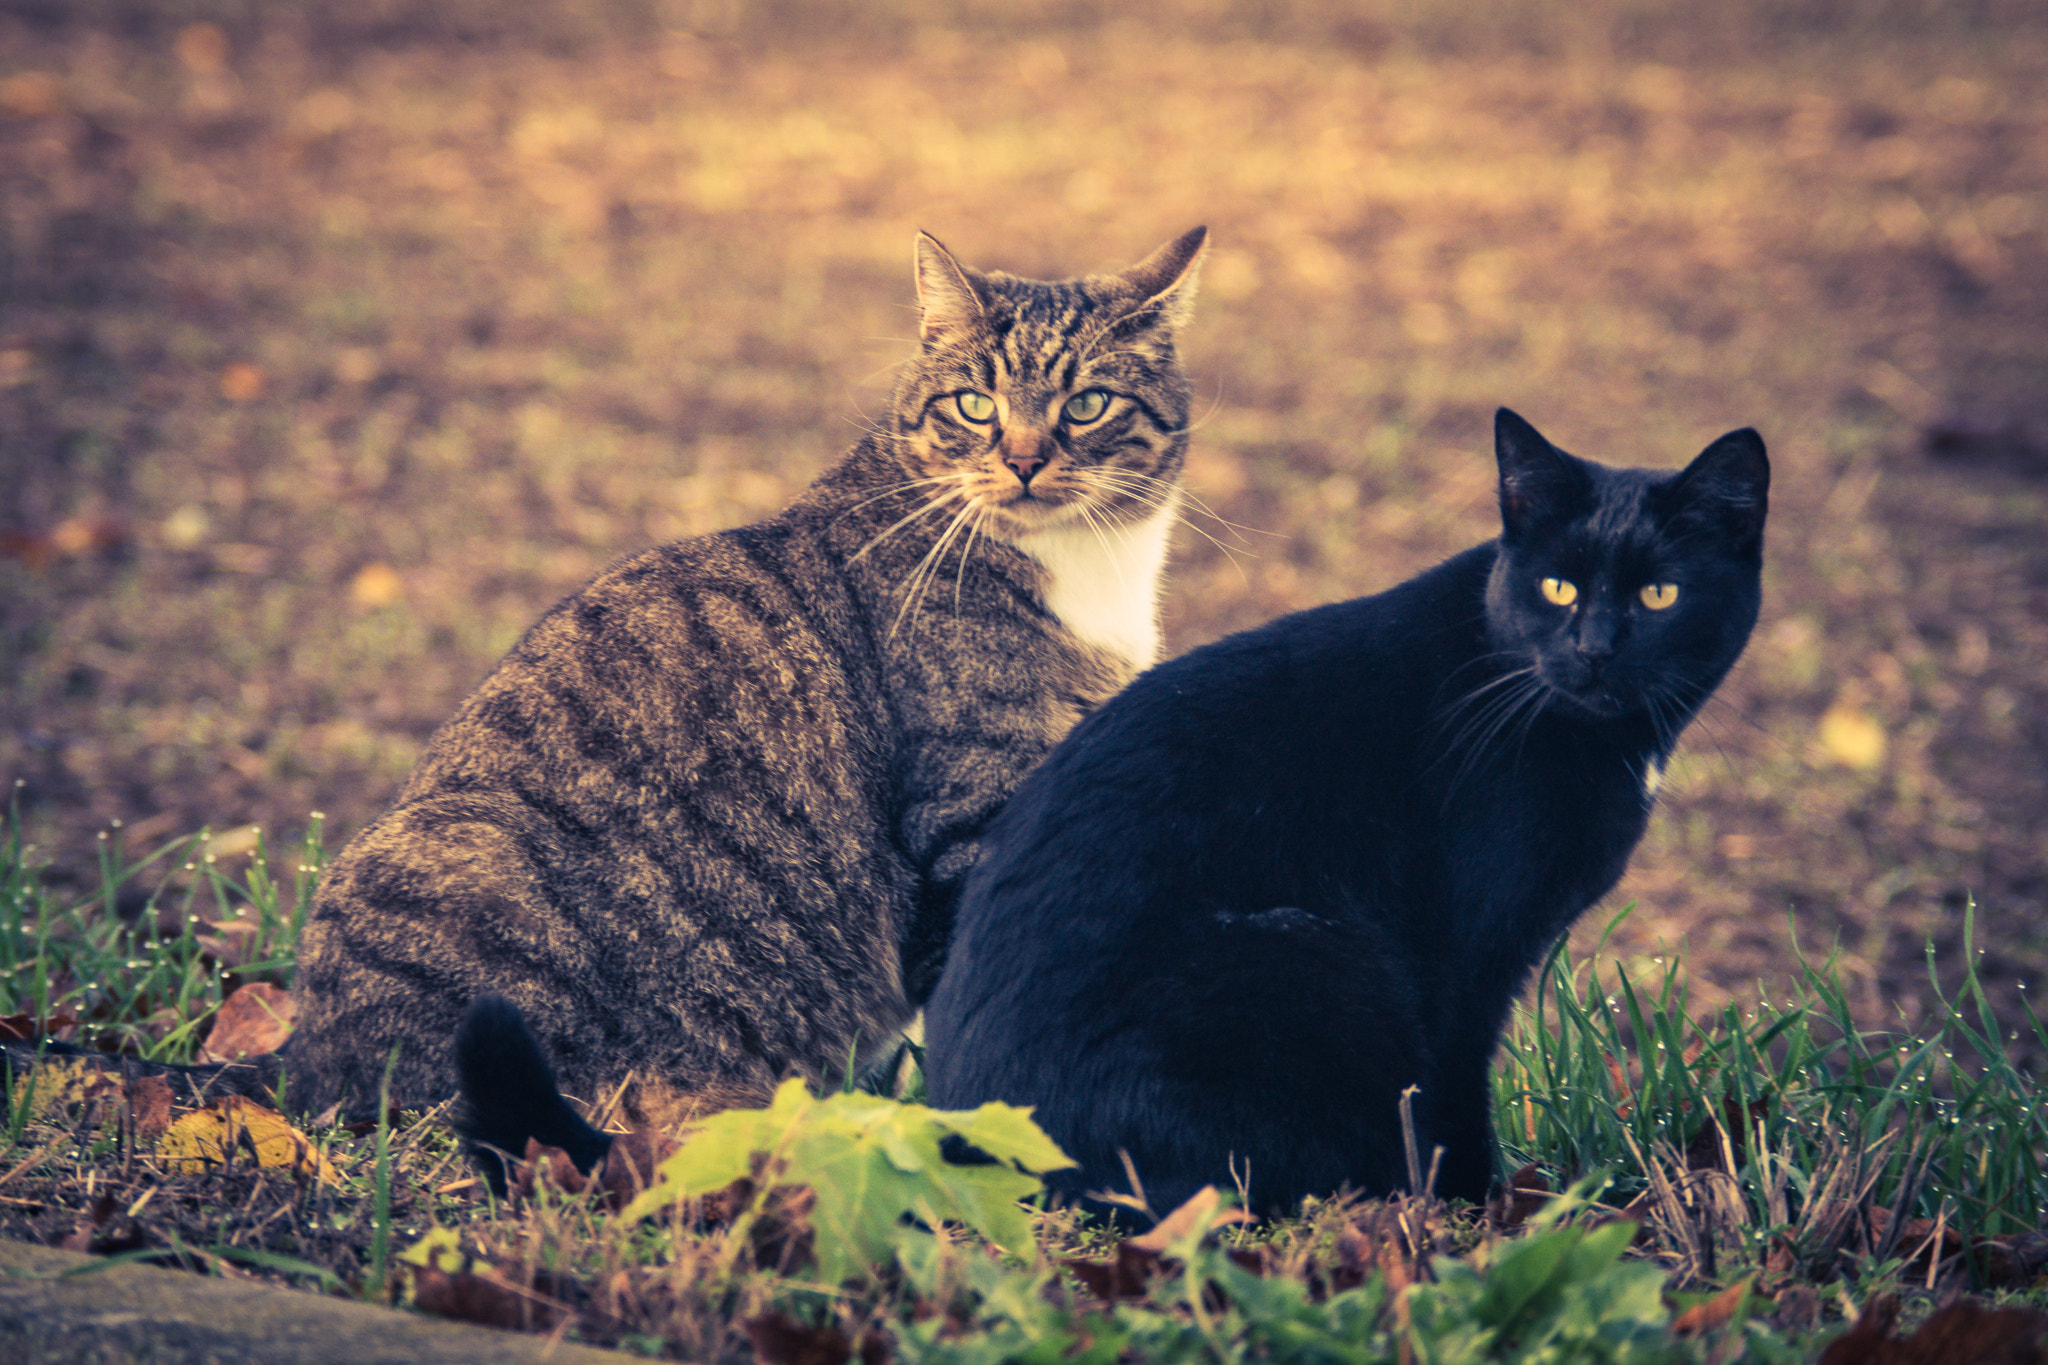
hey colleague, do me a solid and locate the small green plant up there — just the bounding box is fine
[1405,1183,1681,1363]
[623,1077,1074,1285]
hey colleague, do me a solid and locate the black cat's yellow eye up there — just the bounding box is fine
[955,391,996,423]
[1540,577,1578,607]
[1062,389,1109,423]
[1639,582,1680,610]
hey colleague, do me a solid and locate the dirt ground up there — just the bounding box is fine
[3,1,2045,1044]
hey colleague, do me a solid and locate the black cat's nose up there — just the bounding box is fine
[1574,619,1618,673]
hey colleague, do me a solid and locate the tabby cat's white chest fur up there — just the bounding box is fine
[1012,495,1179,669]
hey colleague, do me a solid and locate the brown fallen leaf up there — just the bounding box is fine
[126,1073,175,1141]
[0,519,127,568]
[1493,1163,1553,1230]
[158,1094,338,1181]
[506,1127,679,1211]
[511,1138,596,1202]
[58,1193,149,1256]
[197,982,296,1063]
[218,361,264,402]
[1672,1277,1751,1337]
[1683,1097,1770,1174]
[0,1011,79,1043]
[1128,1185,1256,1252]
[412,1263,568,1333]
[596,1126,681,1206]
[1602,1052,1635,1117]
[1819,1295,2048,1365]
[1065,1241,1166,1302]
[745,1310,876,1365]
[1971,1231,2048,1289]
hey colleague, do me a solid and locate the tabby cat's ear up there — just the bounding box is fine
[914,231,990,344]
[1665,427,1770,549]
[1113,225,1208,335]
[1494,408,1591,536]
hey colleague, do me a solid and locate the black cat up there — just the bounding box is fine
[922,408,1768,1217]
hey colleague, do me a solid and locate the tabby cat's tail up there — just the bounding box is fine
[453,994,614,1197]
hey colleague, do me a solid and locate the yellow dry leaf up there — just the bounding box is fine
[158,1095,338,1182]
[349,561,405,607]
[11,1057,121,1125]
[1818,704,1887,770]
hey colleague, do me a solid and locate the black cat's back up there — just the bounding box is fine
[925,410,1766,1217]
[928,550,1512,1211]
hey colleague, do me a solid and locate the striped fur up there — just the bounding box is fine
[286,229,1207,1125]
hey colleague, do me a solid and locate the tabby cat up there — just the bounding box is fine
[923,408,1768,1216]
[283,228,1208,1129]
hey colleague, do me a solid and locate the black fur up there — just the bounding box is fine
[924,409,1768,1217]
[453,993,613,1197]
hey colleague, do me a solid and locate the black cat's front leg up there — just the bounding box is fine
[1425,1051,1506,1205]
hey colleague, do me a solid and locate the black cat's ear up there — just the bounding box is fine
[1495,408,1590,535]
[1111,225,1207,336]
[1666,428,1770,549]
[914,231,990,345]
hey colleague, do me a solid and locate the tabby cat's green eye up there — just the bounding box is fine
[955,391,995,423]
[1062,389,1109,423]
[1639,582,1680,610]
[1540,577,1578,607]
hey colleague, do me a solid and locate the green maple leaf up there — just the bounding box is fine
[620,1078,1073,1284]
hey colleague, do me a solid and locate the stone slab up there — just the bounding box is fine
[0,1239,640,1365]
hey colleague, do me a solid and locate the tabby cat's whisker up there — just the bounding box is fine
[1074,468,1257,580]
[918,500,985,627]
[950,510,988,619]
[1072,502,1134,594]
[845,482,975,565]
[890,496,983,640]
[849,492,964,568]
[1086,466,1270,543]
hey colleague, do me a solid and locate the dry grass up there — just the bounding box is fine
[3,0,2046,1041]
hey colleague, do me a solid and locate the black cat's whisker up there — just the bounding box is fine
[1425,641,1548,798]
[1434,667,1550,799]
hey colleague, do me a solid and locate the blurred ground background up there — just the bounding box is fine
[2,0,2045,1043]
